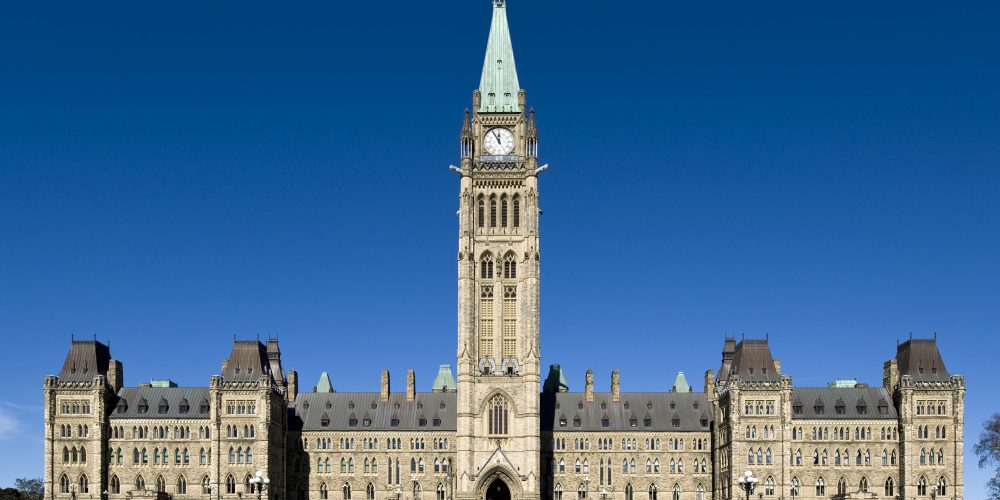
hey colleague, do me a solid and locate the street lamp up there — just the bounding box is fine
[248,471,270,500]
[736,471,757,500]
[394,487,402,500]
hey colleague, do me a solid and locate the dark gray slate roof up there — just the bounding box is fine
[110,387,211,420]
[541,392,713,432]
[223,340,273,383]
[290,392,457,432]
[729,339,779,383]
[791,387,897,420]
[59,340,111,383]
[895,338,950,383]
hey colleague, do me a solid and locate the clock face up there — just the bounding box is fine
[484,128,515,155]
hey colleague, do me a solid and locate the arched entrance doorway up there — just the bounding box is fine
[485,479,511,500]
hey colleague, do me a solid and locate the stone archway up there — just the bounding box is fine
[485,478,511,500]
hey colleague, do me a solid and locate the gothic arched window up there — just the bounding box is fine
[490,197,497,227]
[501,195,508,227]
[512,195,520,228]
[481,254,494,279]
[503,254,517,279]
[478,197,485,228]
[488,394,509,435]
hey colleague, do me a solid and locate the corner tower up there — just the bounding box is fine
[455,2,542,500]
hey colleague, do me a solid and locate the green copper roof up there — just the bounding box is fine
[827,378,859,388]
[671,371,692,393]
[543,364,570,393]
[479,0,521,113]
[431,364,457,392]
[316,371,333,393]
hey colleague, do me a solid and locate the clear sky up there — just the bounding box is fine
[1,0,998,495]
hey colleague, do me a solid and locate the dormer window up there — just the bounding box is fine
[320,413,330,427]
[116,401,128,414]
[158,401,169,414]
[643,418,652,428]
[371,402,378,410]
[669,402,676,410]
[348,417,358,427]
[347,401,354,410]
[647,402,653,411]
[878,404,889,415]
[835,405,845,415]
[601,418,609,428]
[793,405,803,415]
[559,417,567,427]
[419,418,428,427]
[199,400,210,414]
[600,402,607,410]
[179,401,190,414]
[578,402,584,410]
[814,405,824,415]
[700,418,708,428]
[363,418,372,427]
[432,418,441,427]
[629,418,638,428]
[572,418,581,428]
[857,404,867,415]
[623,402,630,410]
[671,418,680,428]
[390,417,400,427]
[137,400,148,414]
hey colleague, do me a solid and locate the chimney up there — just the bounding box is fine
[585,369,594,402]
[610,370,620,402]
[704,370,715,397]
[287,370,298,403]
[381,370,391,401]
[406,369,416,401]
[773,359,781,375]
[107,359,123,394]
[221,359,229,374]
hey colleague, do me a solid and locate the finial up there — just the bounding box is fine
[493,0,505,7]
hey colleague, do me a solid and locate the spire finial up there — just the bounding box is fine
[479,0,520,112]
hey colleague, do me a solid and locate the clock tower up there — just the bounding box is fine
[454,2,543,500]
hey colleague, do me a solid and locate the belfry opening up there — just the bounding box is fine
[485,478,511,500]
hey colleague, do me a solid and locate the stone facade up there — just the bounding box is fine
[41,2,964,500]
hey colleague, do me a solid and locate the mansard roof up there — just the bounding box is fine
[223,340,272,383]
[728,339,780,382]
[289,392,457,432]
[895,337,950,383]
[791,387,897,420]
[541,392,713,432]
[110,387,211,420]
[58,340,111,383]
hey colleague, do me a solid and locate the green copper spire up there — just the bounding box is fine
[671,371,692,393]
[479,0,521,113]
[316,371,333,393]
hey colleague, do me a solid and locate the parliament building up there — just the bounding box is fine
[42,2,965,499]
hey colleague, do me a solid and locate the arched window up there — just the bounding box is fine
[156,476,166,494]
[765,448,772,465]
[671,484,679,500]
[344,483,352,500]
[226,475,236,495]
[884,477,894,497]
[815,478,825,496]
[413,483,421,500]
[481,254,494,279]
[555,484,563,500]
[437,483,446,500]
[372,458,379,474]
[111,475,121,495]
[837,477,847,496]
[177,476,188,495]
[490,197,497,227]
[320,483,329,500]
[647,484,656,500]
[764,476,775,496]
[937,476,947,496]
[512,196,520,228]
[488,394,509,435]
[418,458,424,473]
[920,448,926,464]
[76,475,88,494]
[501,195,508,227]
[503,254,517,279]
[478,197,485,228]
[367,483,376,500]
[203,476,211,495]
[625,484,633,500]
[790,478,799,498]
[917,476,927,496]
[859,477,869,493]
[578,484,587,500]
[247,447,253,464]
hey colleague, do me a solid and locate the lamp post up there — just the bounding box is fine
[248,471,270,500]
[736,471,757,500]
[394,487,402,500]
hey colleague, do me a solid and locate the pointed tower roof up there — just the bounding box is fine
[479,0,521,113]
[432,364,457,392]
[543,364,570,393]
[316,371,334,393]
[671,372,692,393]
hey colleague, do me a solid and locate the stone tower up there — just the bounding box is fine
[454,2,542,500]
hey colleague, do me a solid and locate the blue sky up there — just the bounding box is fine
[1,0,998,495]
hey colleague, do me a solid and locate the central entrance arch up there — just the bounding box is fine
[485,479,511,500]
